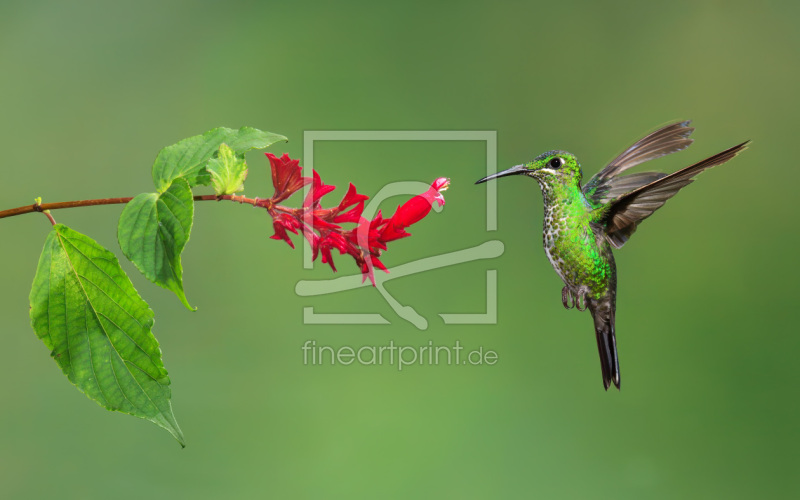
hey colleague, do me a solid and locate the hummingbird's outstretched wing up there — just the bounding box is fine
[583,121,695,205]
[600,141,750,249]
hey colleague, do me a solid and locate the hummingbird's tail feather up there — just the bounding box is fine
[601,141,750,249]
[587,297,620,390]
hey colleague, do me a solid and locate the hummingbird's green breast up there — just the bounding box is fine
[540,181,615,299]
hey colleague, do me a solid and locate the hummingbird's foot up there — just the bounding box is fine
[574,292,588,312]
[562,287,588,311]
[562,287,575,309]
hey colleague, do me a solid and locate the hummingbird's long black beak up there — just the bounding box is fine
[475,164,528,184]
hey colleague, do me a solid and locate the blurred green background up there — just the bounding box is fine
[1,0,797,498]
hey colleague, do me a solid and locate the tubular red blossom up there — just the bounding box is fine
[263,153,448,285]
[270,213,302,248]
[267,153,310,203]
[380,177,450,242]
[337,183,369,211]
[270,222,294,248]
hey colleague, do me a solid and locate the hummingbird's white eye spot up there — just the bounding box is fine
[549,157,563,169]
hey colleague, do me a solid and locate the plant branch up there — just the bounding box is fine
[0,194,290,220]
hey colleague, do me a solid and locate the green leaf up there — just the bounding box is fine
[207,143,248,195]
[152,126,287,192]
[30,224,185,446]
[118,179,194,310]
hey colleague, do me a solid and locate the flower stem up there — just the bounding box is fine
[0,194,280,220]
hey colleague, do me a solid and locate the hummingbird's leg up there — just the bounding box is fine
[575,292,588,312]
[561,287,574,309]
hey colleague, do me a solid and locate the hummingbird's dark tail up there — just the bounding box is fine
[587,296,620,390]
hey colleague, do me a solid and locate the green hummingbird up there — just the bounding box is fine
[476,121,748,390]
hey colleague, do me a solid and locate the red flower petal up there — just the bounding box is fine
[323,231,349,253]
[337,183,369,211]
[270,223,294,249]
[302,227,320,261]
[311,213,341,230]
[332,201,365,224]
[304,170,336,208]
[379,220,411,243]
[320,245,337,272]
[372,255,388,272]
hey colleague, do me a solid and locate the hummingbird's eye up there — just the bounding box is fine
[549,157,563,169]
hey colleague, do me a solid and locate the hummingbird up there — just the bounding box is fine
[476,121,748,390]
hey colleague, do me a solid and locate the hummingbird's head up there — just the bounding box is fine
[475,150,582,187]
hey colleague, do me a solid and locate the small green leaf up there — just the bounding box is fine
[118,179,194,310]
[152,126,287,192]
[207,143,248,195]
[30,224,184,446]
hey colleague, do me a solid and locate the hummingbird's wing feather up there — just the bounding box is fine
[583,121,695,204]
[601,141,749,249]
[585,171,667,205]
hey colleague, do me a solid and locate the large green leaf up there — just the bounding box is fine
[118,179,194,310]
[152,126,286,191]
[30,224,184,446]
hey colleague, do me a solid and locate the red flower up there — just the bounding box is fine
[263,152,449,285]
[380,177,450,243]
[270,213,301,248]
[267,153,309,203]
